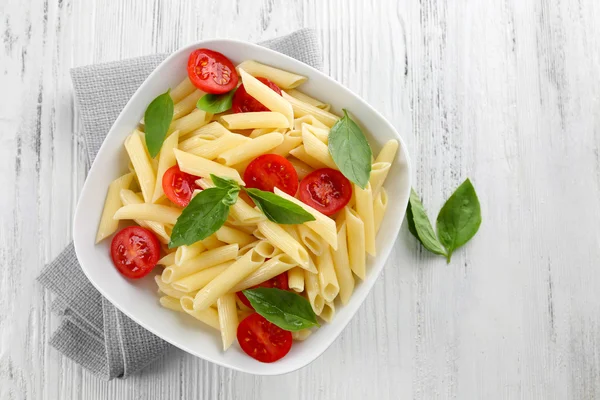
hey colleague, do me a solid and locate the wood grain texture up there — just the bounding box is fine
[1,0,600,398]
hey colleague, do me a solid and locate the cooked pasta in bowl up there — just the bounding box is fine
[73,39,411,374]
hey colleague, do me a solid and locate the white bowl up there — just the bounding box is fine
[73,39,412,375]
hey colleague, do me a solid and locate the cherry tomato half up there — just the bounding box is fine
[299,168,352,216]
[237,272,289,309]
[162,165,200,207]
[187,49,238,94]
[110,226,161,279]
[232,77,282,113]
[237,313,293,363]
[243,154,299,196]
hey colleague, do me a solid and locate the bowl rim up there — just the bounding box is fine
[72,37,412,375]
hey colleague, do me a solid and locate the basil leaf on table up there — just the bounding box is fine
[436,178,481,262]
[328,109,372,188]
[168,187,238,248]
[406,189,448,257]
[196,89,237,114]
[144,89,174,158]
[210,174,240,190]
[243,188,316,224]
[243,287,320,331]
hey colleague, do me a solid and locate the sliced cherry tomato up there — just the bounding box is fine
[237,272,289,309]
[232,77,282,113]
[162,165,200,207]
[299,168,352,216]
[110,226,161,279]
[237,313,292,363]
[244,154,299,196]
[187,49,238,94]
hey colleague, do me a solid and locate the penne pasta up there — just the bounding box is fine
[344,207,366,280]
[170,109,210,138]
[287,267,305,292]
[186,133,250,160]
[289,145,328,170]
[158,252,177,266]
[174,149,244,184]
[96,172,134,243]
[119,190,172,244]
[369,162,392,196]
[170,77,196,103]
[375,139,399,164]
[293,114,328,130]
[304,269,324,316]
[237,60,307,89]
[220,112,289,130]
[124,131,155,202]
[254,240,282,259]
[171,262,232,293]
[286,89,328,109]
[354,182,376,256]
[270,130,303,157]
[159,296,184,312]
[331,221,355,305]
[239,68,294,127]
[282,91,340,127]
[217,293,239,350]
[180,296,220,330]
[161,244,239,283]
[288,157,314,180]
[301,124,337,169]
[152,130,179,203]
[316,244,339,303]
[173,89,204,120]
[296,224,324,256]
[174,241,206,266]
[216,225,255,248]
[320,301,335,323]
[184,121,230,140]
[257,220,314,272]
[217,132,284,166]
[201,234,226,250]
[155,275,195,299]
[237,240,260,257]
[229,254,297,292]
[373,187,388,234]
[292,329,313,341]
[113,203,182,225]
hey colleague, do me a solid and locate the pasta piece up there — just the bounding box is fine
[354,182,376,256]
[253,240,282,259]
[282,92,340,127]
[178,136,214,152]
[289,145,328,170]
[220,112,289,130]
[369,162,391,196]
[174,241,206,266]
[180,296,220,330]
[217,293,239,350]
[174,149,244,184]
[152,130,179,203]
[331,222,355,305]
[373,187,388,234]
[154,275,194,299]
[320,301,335,323]
[216,225,255,248]
[170,109,209,138]
[184,121,230,140]
[173,89,204,120]
[374,139,399,164]
[257,220,314,272]
[230,254,297,292]
[304,269,324,316]
[249,128,277,138]
[273,188,338,250]
[158,252,176,266]
[119,190,171,244]
[305,124,329,143]
[124,131,155,202]
[171,262,232,292]
[344,207,366,280]
[252,228,267,241]
[193,248,266,310]
[292,329,313,341]
[239,68,294,127]
[270,130,303,157]
[286,89,328,109]
[216,132,284,166]
[237,60,307,89]
[296,224,324,256]
[161,244,239,283]
[197,178,264,224]
[288,157,313,180]
[201,234,225,250]
[96,173,134,243]
[301,124,337,169]
[186,133,250,160]
[226,220,257,235]
[287,267,305,292]
[159,296,184,312]
[316,245,339,303]
[293,115,328,130]
[170,76,196,103]
[113,203,181,225]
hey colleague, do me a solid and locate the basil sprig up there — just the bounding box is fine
[144,89,174,158]
[407,179,481,262]
[169,176,315,247]
[243,287,320,331]
[196,88,237,114]
[245,188,315,224]
[328,109,372,188]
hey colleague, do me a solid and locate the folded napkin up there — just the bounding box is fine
[38,28,322,380]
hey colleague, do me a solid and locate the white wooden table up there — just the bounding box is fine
[2,0,600,398]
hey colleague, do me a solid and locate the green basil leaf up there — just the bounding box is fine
[407,188,448,257]
[144,89,174,158]
[243,287,320,331]
[196,88,237,114]
[210,174,240,190]
[168,187,237,248]
[328,109,372,188]
[436,179,481,262]
[243,188,316,224]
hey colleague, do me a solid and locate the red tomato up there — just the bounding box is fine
[110,226,161,279]
[237,313,292,363]
[162,165,200,207]
[232,77,282,113]
[237,272,289,309]
[244,154,299,196]
[299,168,352,216]
[187,49,238,94]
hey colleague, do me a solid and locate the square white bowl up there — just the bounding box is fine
[73,39,412,375]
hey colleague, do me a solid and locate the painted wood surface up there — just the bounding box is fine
[1,0,600,398]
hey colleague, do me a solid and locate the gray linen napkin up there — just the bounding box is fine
[38,28,322,380]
